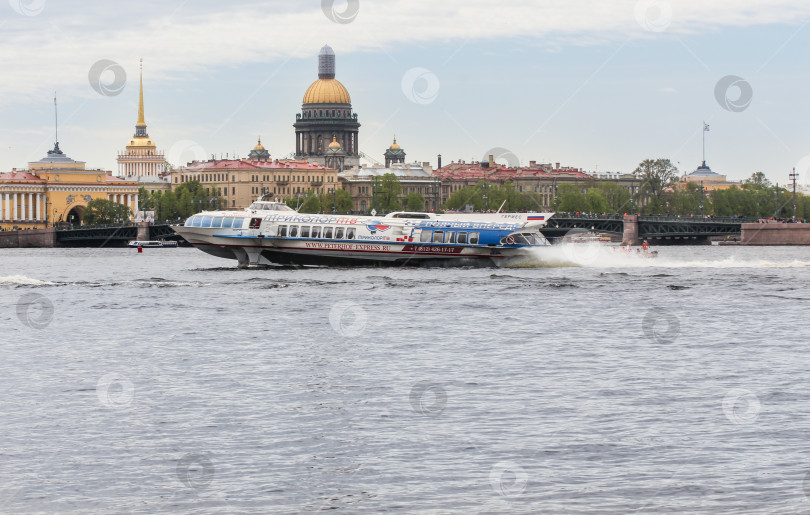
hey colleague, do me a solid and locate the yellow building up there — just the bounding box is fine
[171,139,340,210]
[0,142,139,230]
[678,161,740,192]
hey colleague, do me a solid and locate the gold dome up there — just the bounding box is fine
[254,137,265,150]
[389,137,401,150]
[303,78,351,104]
[328,136,342,148]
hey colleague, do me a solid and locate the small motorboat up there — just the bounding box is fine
[128,240,179,248]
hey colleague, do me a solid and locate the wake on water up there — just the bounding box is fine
[517,243,810,269]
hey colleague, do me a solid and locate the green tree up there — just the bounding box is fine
[404,192,425,211]
[744,171,771,190]
[634,158,679,214]
[594,182,632,213]
[444,185,482,211]
[298,191,322,213]
[556,184,588,212]
[82,198,132,225]
[664,182,703,216]
[586,188,607,213]
[318,189,354,213]
[372,173,403,212]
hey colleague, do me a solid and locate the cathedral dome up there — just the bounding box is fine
[389,137,401,150]
[328,135,342,149]
[302,44,351,104]
[303,79,351,104]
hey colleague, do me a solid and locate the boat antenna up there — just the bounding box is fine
[495,199,507,213]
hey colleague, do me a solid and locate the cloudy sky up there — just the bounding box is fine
[2,0,810,183]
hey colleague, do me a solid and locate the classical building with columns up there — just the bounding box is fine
[293,45,360,171]
[0,142,139,230]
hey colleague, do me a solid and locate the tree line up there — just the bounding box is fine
[82,180,225,225]
[81,163,810,225]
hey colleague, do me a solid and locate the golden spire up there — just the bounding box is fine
[136,58,146,127]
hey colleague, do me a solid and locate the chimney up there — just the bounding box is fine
[489,155,494,167]
[437,154,442,169]
[555,162,560,169]
[529,161,536,167]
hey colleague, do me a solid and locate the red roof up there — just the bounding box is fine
[433,162,591,181]
[0,171,43,181]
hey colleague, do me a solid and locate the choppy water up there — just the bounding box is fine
[1,244,810,513]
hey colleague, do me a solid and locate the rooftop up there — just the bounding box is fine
[179,158,335,171]
[434,161,591,180]
[0,171,43,182]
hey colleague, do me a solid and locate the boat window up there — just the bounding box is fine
[232,218,245,229]
[278,225,287,237]
[335,227,344,239]
[249,218,262,229]
[457,232,467,244]
[433,231,444,243]
[212,217,223,228]
[221,217,233,229]
[300,226,310,238]
[324,227,333,239]
[311,226,321,238]
[390,212,431,219]
[469,232,480,245]
[420,230,432,243]
[347,228,355,239]
[446,231,455,244]
[289,225,299,237]
[188,216,201,227]
[201,216,213,227]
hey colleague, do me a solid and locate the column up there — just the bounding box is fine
[27,193,32,220]
[20,193,26,221]
[127,194,132,212]
[12,193,17,221]
[134,194,139,213]
[36,194,42,221]
[4,193,8,220]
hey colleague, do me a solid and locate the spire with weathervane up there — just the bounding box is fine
[117,59,166,178]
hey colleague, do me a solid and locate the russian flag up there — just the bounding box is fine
[527,215,545,221]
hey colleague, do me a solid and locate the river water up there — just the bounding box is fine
[1,244,809,513]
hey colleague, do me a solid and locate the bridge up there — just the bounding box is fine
[0,214,761,248]
[55,222,181,247]
[540,213,759,244]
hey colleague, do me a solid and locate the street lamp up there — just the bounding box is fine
[789,168,799,219]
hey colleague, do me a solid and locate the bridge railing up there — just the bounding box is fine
[638,215,760,223]
[550,213,760,224]
[550,212,624,220]
[55,222,136,231]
